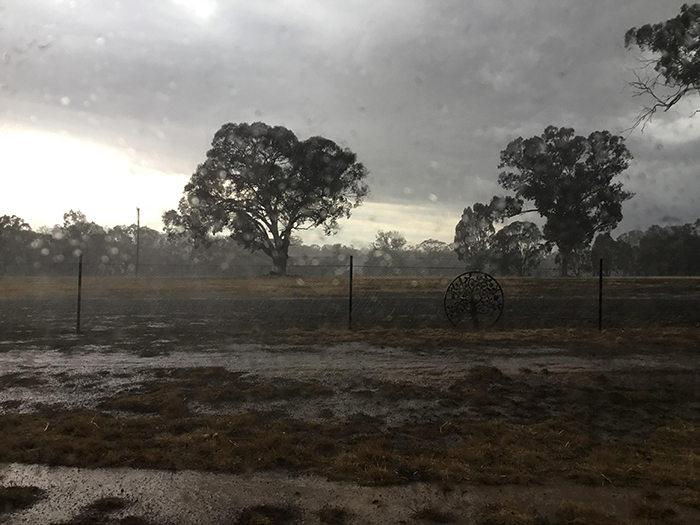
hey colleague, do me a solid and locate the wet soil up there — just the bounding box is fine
[1,339,700,523]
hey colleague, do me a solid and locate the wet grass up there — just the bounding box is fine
[412,506,456,523]
[0,409,699,489]
[49,495,158,525]
[0,372,47,388]
[2,276,699,300]
[271,326,700,351]
[98,367,332,417]
[477,499,639,525]
[235,504,301,525]
[2,365,699,490]
[316,505,350,524]
[676,489,700,510]
[0,485,45,515]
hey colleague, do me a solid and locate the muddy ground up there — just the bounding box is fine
[1,336,700,524]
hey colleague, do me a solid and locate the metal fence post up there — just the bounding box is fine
[77,254,83,335]
[348,255,353,330]
[598,258,603,331]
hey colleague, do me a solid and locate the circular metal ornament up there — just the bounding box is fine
[444,271,504,329]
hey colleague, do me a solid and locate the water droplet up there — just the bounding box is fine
[404,187,412,195]
[60,97,71,106]
[429,161,439,170]
[41,248,50,256]
[429,194,439,202]
[296,278,305,286]
[95,37,105,45]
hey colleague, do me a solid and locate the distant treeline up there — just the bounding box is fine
[1,211,699,277]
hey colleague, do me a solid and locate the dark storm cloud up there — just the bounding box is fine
[1,0,698,237]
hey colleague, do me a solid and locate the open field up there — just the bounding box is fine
[2,275,700,299]
[0,276,699,338]
[1,276,699,523]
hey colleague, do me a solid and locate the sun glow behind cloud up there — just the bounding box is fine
[0,130,188,230]
[172,0,217,21]
[0,129,456,247]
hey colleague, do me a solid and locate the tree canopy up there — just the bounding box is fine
[498,126,633,276]
[491,221,551,277]
[164,122,369,275]
[453,203,495,271]
[625,3,700,125]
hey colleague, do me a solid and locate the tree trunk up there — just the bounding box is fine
[560,250,569,277]
[271,252,289,276]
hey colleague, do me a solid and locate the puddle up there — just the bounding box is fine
[1,463,689,525]
[1,343,699,418]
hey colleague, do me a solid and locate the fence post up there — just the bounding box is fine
[135,207,140,277]
[348,255,353,330]
[77,254,83,335]
[598,258,603,331]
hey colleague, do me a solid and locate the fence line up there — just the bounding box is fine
[2,257,699,333]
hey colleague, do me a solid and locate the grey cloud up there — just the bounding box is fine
[0,0,697,237]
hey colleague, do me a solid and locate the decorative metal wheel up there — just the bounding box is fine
[444,271,504,329]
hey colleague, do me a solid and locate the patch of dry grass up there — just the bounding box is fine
[676,489,700,510]
[98,367,333,417]
[317,505,350,524]
[553,501,630,524]
[235,504,301,525]
[477,499,542,525]
[2,276,698,300]
[412,506,456,523]
[0,485,45,515]
[270,326,700,351]
[1,410,699,489]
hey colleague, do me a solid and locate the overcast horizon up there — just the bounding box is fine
[1,0,699,248]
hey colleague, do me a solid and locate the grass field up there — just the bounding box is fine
[1,276,699,523]
[1,276,698,341]
[2,275,700,299]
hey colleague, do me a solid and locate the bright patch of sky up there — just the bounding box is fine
[172,0,217,21]
[0,129,188,230]
[0,0,698,246]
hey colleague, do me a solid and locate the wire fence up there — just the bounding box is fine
[2,256,699,339]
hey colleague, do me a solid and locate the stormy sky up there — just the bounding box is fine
[1,0,698,247]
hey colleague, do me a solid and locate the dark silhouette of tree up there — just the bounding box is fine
[637,224,700,275]
[625,4,700,127]
[363,230,409,276]
[0,215,32,273]
[164,122,369,276]
[491,221,551,276]
[591,233,617,276]
[498,126,633,276]
[415,239,451,253]
[60,210,109,270]
[555,247,593,277]
[453,203,495,271]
